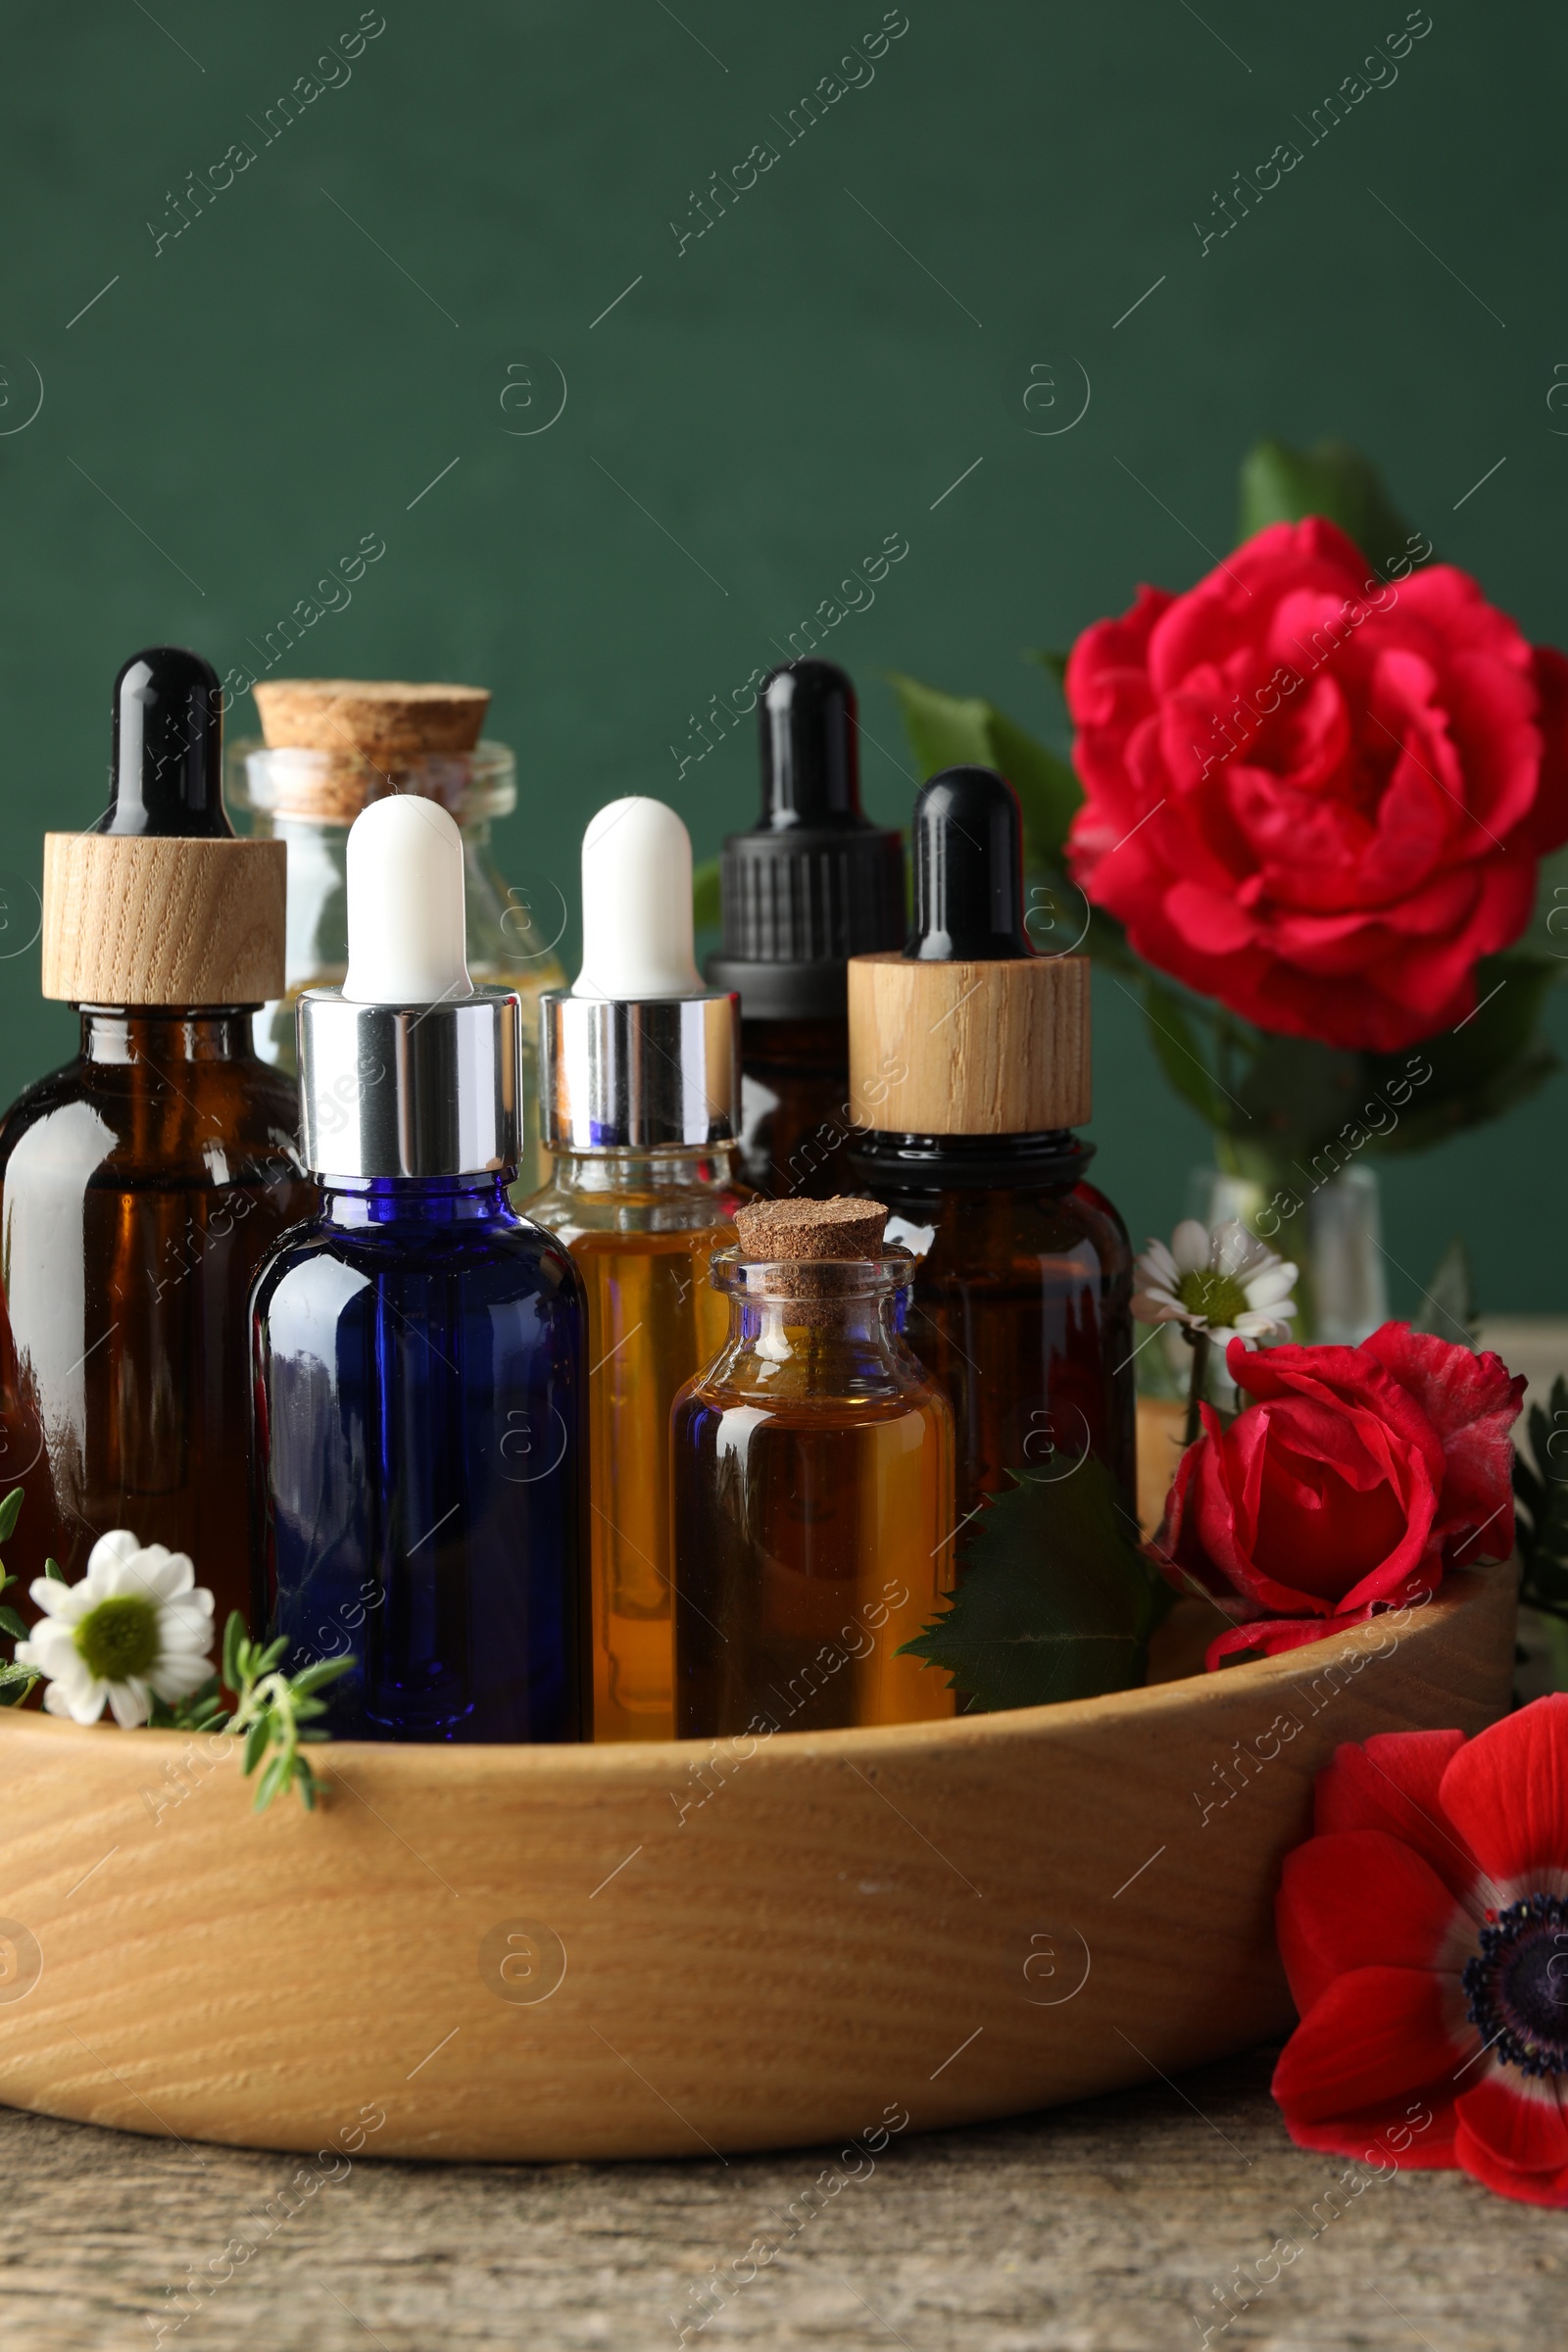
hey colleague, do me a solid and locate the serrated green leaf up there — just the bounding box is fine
[1140,976,1231,1132]
[898,1461,1169,1711]
[1236,436,1421,573]
[0,1489,24,1544]
[988,710,1082,868]
[692,856,721,936]
[1363,954,1560,1155]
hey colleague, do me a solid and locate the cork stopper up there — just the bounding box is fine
[735,1195,887,1260]
[42,646,285,1007]
[253,679,490,757]
[247,679,492,823]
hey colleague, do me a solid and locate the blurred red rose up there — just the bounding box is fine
[1065,517,1568,1052]
[1157,1323,1523,1666]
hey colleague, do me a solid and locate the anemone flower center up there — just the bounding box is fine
[74,1593,161,1683]
[1463,1895,1568,2079]
[1176,1268,1251,1330]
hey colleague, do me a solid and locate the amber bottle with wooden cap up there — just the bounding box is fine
[847,765,1135,1531]
[672,1195,955,1738]
[228,676,566,1198]
[0,648,315,1626]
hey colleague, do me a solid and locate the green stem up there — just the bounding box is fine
[1184,1330,1211,1448]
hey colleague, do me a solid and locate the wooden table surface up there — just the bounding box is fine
[3,2043,1560,2351]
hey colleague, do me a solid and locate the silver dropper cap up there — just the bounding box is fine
[539,991,738,1150]
[299,988,522,1178]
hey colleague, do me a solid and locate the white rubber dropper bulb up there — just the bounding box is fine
[573,796,703,999]
[342,796,474,1005]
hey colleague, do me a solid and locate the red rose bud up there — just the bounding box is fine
[1066,518,1568,1052]
[1157,1323,1524,1664]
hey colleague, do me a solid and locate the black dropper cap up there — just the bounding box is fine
[98,646,230,838]
[706,660,906,1021]
[905,765,1032,961]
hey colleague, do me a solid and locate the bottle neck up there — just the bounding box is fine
[318,1172,515,1228]
[80,1008,257,1066]
[544,1143,737,1196]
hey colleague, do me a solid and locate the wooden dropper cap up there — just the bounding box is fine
[42,648,285,1007]
[848,765,1090,1134]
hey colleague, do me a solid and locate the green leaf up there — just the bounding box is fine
[691,856,721,936]
[0,1671,35,1707]
[43,1558,65,1582]
[289,1654,356,1695]
[0,1489,24,1544]
[253,1748,290,1812]
[888,671,995,777]
[1236,436,1421,573]
[1412,1237,1479,1349]
[242,1715,270,1777]
[1025,648,1070,692]
[988,710,1082,869]
[1362,953,1560,1155]
[898,1461,1170,1711]
[222,1611,246,1691]
[0,1604,27,1641]
[1140,977,1232,1132]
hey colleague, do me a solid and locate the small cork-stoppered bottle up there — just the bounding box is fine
[526,798,750,1742]
[230,676,565,1198]
[848,766,1136,1528]
[672,1194,955,1738]
[707,660,905,1199]
[251,795,586,1742]
[0,648,314,1626]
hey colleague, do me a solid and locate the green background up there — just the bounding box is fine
[1,0,1561,1307]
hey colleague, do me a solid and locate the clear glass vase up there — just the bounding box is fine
[227,738,566,1200]
[1185,1162,1390,1347]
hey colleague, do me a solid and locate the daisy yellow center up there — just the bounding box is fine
[74,1594,161,1684]
[1175,1268,1251,1329]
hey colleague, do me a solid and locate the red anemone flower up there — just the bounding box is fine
[1274,1697,1568,2206]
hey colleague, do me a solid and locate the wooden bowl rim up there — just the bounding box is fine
[0,1566,1498,1786]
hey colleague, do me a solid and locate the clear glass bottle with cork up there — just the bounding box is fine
[707,660,906,1199]
[525,797,750,1742]
[0,647,315,1628]
[228,677,565,1199]
[671,1195,956,1737]
[848,765,1136,1530]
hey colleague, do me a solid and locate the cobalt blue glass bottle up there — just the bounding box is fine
[250,795,587,1741]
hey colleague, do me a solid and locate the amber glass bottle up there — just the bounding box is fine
[672,1197,955,1738]
[708,661,904,1199]
[522,1143,745,1739]
[527,797,748,1740]
[848,767,1135,1530]
[0,649,311,1627]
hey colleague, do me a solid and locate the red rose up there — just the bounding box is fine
[1159,1324,1523,1666]
[1273,1699,1568,2207]
[1065,518,1568,1052]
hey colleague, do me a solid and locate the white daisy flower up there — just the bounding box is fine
[1132,1217,1298,1349]
[14,1531,216,1728]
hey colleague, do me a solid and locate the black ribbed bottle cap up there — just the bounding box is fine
[706,660,906,1020]
[99,646,230,838]
[905,765,1031,960]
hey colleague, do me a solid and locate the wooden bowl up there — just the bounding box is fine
[0,1562,1514,2162]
